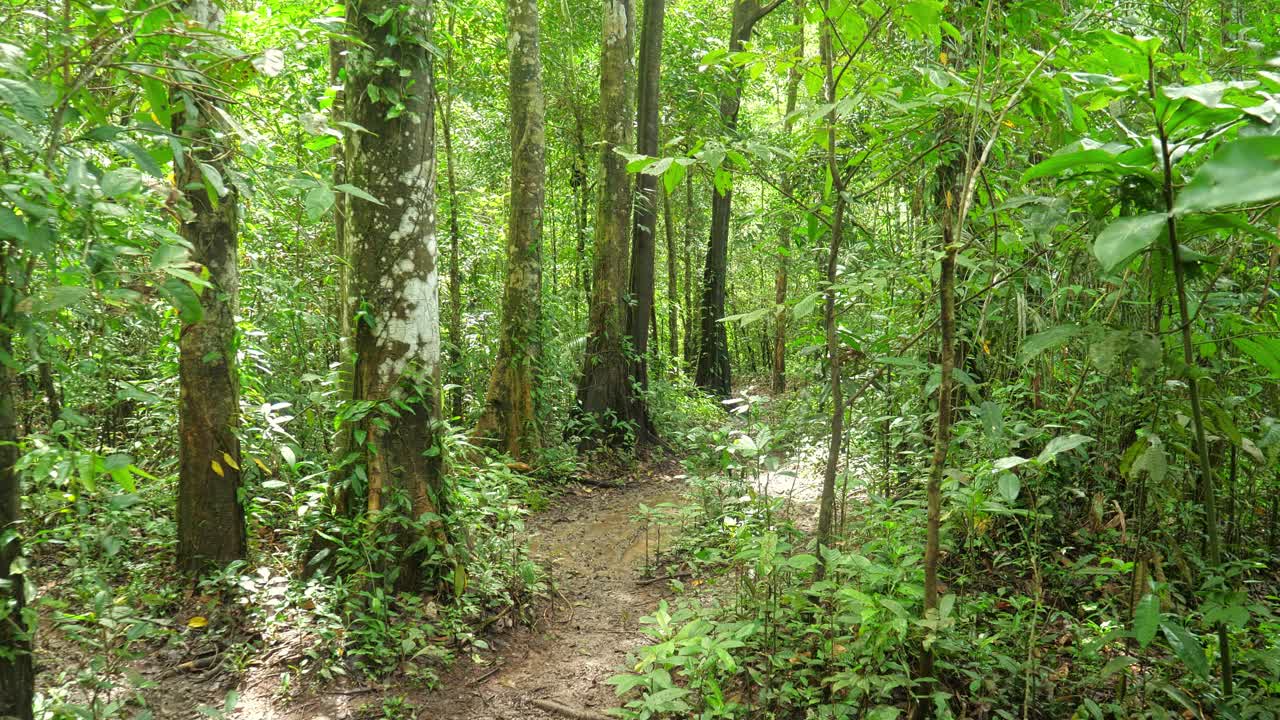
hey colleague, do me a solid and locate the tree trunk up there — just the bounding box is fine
[572,108,591,317]
[175,0,246,576]
[575,0,636,449]
[345,0,445,592]
[474,0,545,460]
[771,0,803,395]
[438,13,465,422]
[0,313,32,720]
[683,169,695,367]
[694,0,775,398]
[664,187,679,363]
[814,0,844,558]
[623,0,665,443]
[919,158,960,718]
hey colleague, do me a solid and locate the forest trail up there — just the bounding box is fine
[239,460,688,720]
[412,460,687,720]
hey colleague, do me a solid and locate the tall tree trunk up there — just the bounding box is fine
[345,0,444,592]
[0,304,32,720]
[475,0,546,460]
[918,151,961,720]
[175,0,246,576]
[814,0,843,557]
[572,108,591,317]
[771,0,803,395]
[683,169,695,367]
[623,0,665,443]
[575,0,636,448]
[694,0,779,397]
[664,187,679,362]
[438,13,465,421]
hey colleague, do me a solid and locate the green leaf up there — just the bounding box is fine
[1037,434,1093,464]
[662,160,688,195]
[1100,655,1138,680]
[1093,214,1166,273]
[992,456,1030,472]
[101,168,142,198]
[1020,324,1082,363]
[1159,620,1209,681]
[334,183,385,206]
[1176,137,1280,214]
[1023,148,1125,181]
[1233,337,1280,377]
[34,285,90,313]
[305,186,336,220]
[997,472,1021,502]
[1135,593,1160,648]
[198,162,228,206]
[159,277,204,324]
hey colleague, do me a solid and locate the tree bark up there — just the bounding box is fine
[694,0,778,397]
[474,0,546,460]
[345,0,445,592]
[0,303,32,720]
[683,169,695,367]
[771,0,803,395]
[814,0,843,558]
[175,0,246,576]
[575,0,637,449]
[438,13,465,422]
[623,0,666,443]
[663,187,679,363]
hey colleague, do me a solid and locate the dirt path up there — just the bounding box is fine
[411,463,685,720]
[230,461,687,720]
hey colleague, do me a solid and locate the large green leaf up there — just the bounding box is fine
[159,277,204,324]
[1093,214,1165,273]
[305,186,336,221]
[1023,148,1124,181]
[1020,324,1082,363]
[1134,593,1160,648]
[1159,620,1210,681]
[1176,137,1280,214]
[1233,336,1280,377]
[1037,434,1093,464]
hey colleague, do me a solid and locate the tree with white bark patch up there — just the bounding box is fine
[343,0,445,591]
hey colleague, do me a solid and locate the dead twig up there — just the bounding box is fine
[636,571,692,586]
[528,698,615,720]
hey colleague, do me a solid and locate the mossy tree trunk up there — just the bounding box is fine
[345,0,445,592]
[576,0,637,448]
[474,0,547,461]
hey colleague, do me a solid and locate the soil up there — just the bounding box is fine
[84,458,693,720]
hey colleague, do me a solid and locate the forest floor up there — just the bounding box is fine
[235,457,693,720]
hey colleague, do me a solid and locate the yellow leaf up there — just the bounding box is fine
[187,616,208,628]
[211,460,224,477]
[222,452,240,471]
[253,457,271,474]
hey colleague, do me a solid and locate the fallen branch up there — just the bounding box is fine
[574,476,623,489]
[636,571,692,586]
[528,698,615,720]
